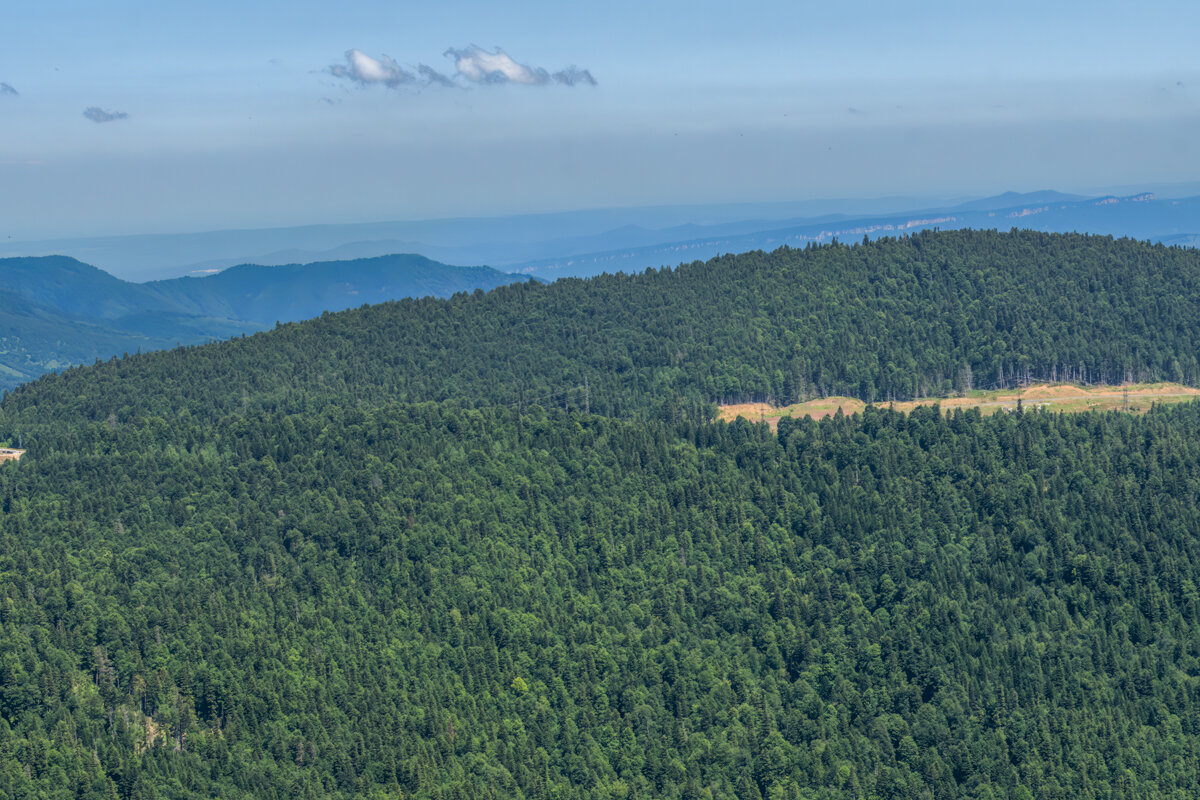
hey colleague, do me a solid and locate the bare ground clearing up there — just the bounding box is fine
[718,383,1200,428]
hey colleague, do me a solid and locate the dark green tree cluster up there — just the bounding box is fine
[3,401,1200,798]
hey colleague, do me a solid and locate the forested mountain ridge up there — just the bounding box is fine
[0,287,244,392]
[0,254,526,392]
[0,257,160,320]
[6,228,1200,798]
[7,229,1200,428]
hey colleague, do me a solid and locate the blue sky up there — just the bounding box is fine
[2,0,1198,238]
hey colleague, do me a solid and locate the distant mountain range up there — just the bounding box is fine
[0,188,1197,391]
[3,190,1195,284]
[512,192,1200,280]
[0,195,979,281]
[0,254,525,392]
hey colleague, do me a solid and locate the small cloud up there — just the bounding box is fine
[446,45,546,85]
[83,106,128,123]
[847,106,861,114]
[0,83,17,96]
[445,45,596,87]
[418,64,456,88]
[329,49,413,88]
[551,66,596,87]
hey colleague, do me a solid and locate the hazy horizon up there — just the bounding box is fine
[3,1,1198,240]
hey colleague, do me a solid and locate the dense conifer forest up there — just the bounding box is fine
[3,230,1200,798]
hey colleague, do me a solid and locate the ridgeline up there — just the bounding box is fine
[6,230,1200,430]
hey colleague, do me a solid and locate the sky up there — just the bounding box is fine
[2,0,1199,239]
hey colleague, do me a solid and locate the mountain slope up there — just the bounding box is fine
[4,190,1194,284]
[515,193,1199,279]
[945,189,1088,212]
[4,229,1200,797]
[410,191,1193,282]
[0,256,168,319]
[4,394,1200,798]
[143,253,522,325]
[8,229,1200,426]
[0,254,526,393]
[0,284,183,386]
[0,196,964,280]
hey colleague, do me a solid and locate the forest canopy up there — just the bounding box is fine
[2,230,1200,798]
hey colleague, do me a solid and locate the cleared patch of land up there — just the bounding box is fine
[718,383,1200,428]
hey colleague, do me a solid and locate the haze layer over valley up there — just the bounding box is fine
[3,190,1198,283]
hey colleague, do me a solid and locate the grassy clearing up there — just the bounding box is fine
[717,383,1200,428]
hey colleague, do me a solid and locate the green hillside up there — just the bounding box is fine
[9,229,1200,426]
[0,286,188,388]
[5,402,1200,799]
[3,230,1200,798]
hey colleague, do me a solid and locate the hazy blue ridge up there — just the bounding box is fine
[515,193,1200,279]
[141,253,523,325]
[4,191,1196,282]
[0,253,528,393]
[0,196,985,279]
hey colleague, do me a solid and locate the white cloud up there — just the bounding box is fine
[329,49,414,88]
[442,45,596,86]
[446,45,547,85]
[328,45,595,91]
[444,47,592,87]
